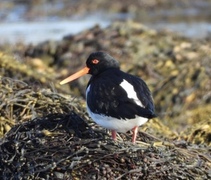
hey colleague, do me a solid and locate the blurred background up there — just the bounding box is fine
[0,0,211,44]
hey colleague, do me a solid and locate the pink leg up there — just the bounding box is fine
[132,126,138,144]
[111,130,117,141]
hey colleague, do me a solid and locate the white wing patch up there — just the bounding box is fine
[120,79,144,107]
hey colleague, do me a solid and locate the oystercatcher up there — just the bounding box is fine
[60,52,156,143]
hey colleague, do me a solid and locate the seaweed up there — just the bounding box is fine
[0,113,210,179]
[0,21,211,179]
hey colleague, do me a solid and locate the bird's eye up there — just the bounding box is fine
[92,59,99,64]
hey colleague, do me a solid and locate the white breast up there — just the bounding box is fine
[86,105,148,133]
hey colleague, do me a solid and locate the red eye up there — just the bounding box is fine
[92,59,99,64]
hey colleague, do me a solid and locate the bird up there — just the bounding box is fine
[60,51,156,143]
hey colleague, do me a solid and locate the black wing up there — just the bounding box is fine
[86,69,156,120]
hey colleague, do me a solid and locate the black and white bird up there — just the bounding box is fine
[60,52,156,143]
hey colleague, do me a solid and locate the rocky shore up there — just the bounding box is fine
[0,0,211,179]
[0,21,210,179]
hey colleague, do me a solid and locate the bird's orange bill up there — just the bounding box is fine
[60,66,90,85]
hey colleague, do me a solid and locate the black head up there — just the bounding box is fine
[86,52,120,76]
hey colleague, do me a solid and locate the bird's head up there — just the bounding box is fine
[60,52,120,85]
[86,52,120,75]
